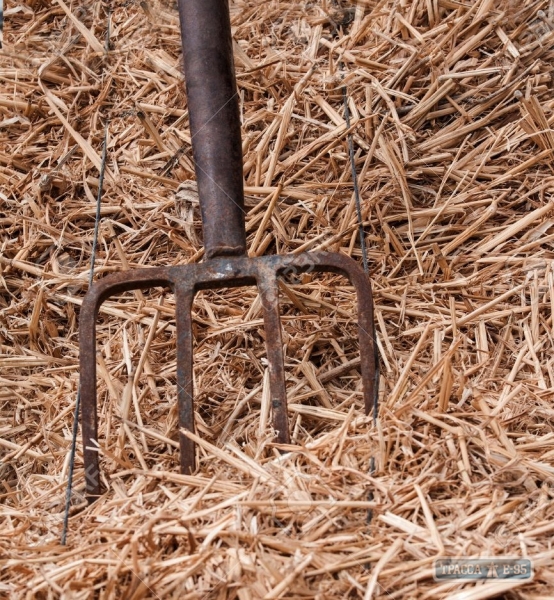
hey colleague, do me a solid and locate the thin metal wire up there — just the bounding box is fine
[343,87,369,275]
[61,123,109,545]
[342,80,379,530]
[341,85,379,426]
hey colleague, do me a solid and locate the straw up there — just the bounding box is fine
[2,0,554,596]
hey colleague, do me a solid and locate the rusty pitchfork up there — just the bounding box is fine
[80,0,378,501]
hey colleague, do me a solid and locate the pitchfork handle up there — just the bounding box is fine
[178,0,247,258]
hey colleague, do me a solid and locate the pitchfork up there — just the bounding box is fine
[80,0,378,501]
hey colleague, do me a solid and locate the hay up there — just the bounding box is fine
[2,0,554,597]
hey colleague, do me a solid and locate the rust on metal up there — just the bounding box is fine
[80,0,378,502]
[178,0,246,258]
[80,253,378,500]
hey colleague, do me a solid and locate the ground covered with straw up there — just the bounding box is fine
[2,0,554,597]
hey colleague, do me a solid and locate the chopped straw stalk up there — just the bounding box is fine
[2,0,554,598]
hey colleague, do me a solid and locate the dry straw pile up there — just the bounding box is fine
[2,0,554,597]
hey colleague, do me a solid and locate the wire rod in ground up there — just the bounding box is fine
[343,86,370,276]
[341,84,379,425]
[342,81,379,536]
[61,123,109,546]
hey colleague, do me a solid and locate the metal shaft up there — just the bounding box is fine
[178,0,246,258]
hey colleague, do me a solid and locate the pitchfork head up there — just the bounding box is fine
[80,251,377,500]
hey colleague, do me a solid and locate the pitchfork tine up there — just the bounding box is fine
[259,275,290,445]
[175,284,196,473]
[80,290,101,500]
